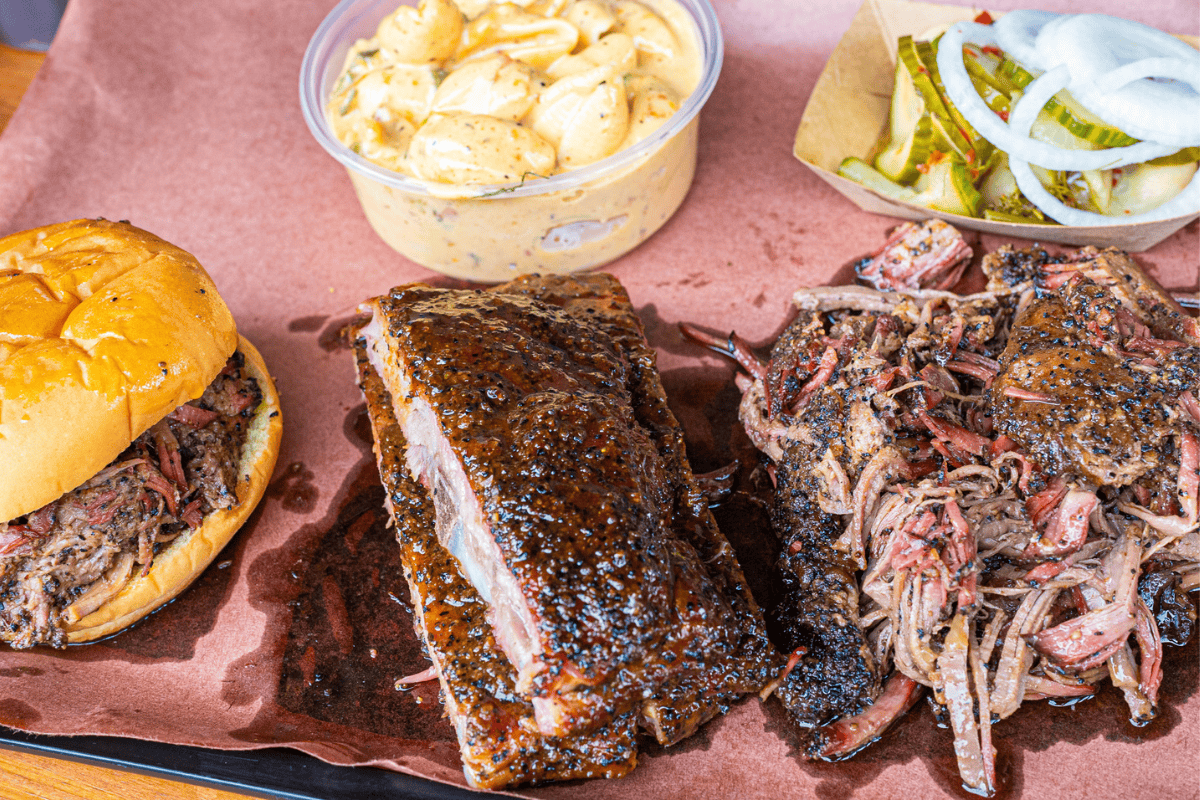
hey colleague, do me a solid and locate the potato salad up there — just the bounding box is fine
[328,0,701,185]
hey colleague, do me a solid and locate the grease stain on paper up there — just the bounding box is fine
[220,404,459,770]
[287,314,329,333]
[0,699,41,727]
[75,509,254,662]
[266,461,319,514]
[0,667,43,678]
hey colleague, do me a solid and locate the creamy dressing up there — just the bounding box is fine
[329,0,701,182]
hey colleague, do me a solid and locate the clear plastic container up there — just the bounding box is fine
[300,0,723,282]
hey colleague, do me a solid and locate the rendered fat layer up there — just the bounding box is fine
[360,308,544,684]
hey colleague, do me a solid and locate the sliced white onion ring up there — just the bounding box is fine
[1008,82,1200,225]
[1034,14,1200,147]
[993,9,1059,70]
[937,23,1179,170]
[1095,57,1200,94]
[1034,14,1200,82]
[1007,65,1071,135]
[1073,57,1200,147]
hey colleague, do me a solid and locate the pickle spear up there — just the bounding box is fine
[874,58,935,183]
[914,157,984,216]
[840,156,981,217]
[838,157,918,202]
[897,36,973,158]
[918,37,994,165]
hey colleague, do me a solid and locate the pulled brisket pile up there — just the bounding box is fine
[0,354,263,648]
[684,220,1199,795]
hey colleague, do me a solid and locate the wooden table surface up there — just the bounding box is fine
[0,41,260,800]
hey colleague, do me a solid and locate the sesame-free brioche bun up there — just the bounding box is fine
[0,218,237,522]
[64,334,282,643]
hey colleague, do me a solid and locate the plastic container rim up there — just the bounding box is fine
[299,0,724,200]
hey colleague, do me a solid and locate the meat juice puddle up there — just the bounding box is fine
[658,358,1199,800]
[214,304,503,762]
[215,339,459,765]
[221,402,459,759]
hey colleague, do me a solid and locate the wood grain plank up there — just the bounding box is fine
[0,747,255,800]
[0,42,45,135]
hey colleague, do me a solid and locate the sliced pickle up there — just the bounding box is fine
[981,158,1051,222]
[919,36,994,164]
[995,55,1137,148]
[983,209,1056,224]
[963,44,1009,99]
[974,147,1004,180]
[1043,90,1139,148]
[874,59,935,183]
[914,157,984,216]
[1029,108,1103,152]
[898,36,973,158]
[838,157,918,202]
[980,153,1017,207]
[962,44,1019,120]
[841,154,982,217]
[1146,146,1200,166]
[1023,114,1107,211]
[1107,161,1198,217]
[967,69,1010,117]
[996,56,1035,92]
[1081,168,1113,213]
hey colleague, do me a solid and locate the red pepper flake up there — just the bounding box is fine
[982,44,1003,56]
[974,11,994,24]
[778,646,808,684]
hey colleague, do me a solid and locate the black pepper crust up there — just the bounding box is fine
[356,344,639,788]
[990,290,1173,488]
[365,272,776,746]
[501,274,779,739]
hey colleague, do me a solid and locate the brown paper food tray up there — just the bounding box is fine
[793,0,1200,252]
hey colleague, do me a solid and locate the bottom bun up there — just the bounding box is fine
[63,335,283,643]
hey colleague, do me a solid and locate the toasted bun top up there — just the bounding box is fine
[0,219,237,521]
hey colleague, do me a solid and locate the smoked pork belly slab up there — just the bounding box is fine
[356,273,776,743]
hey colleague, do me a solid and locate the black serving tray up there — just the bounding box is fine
[0,727,484,800]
